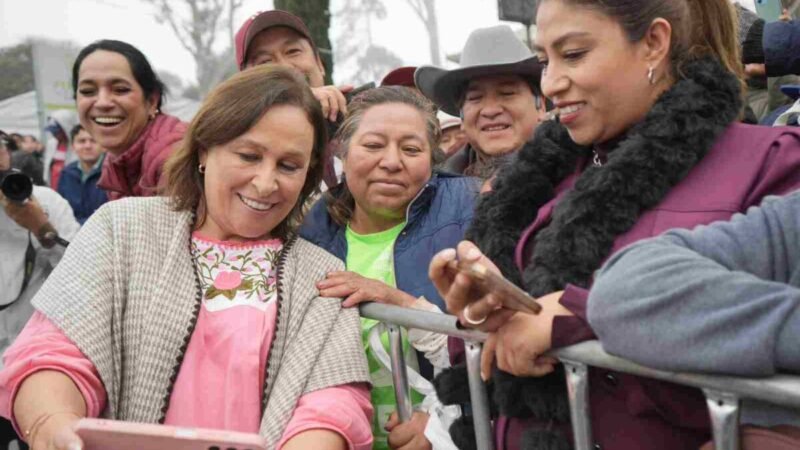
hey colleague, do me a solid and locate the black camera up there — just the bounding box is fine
[0,169,33,203]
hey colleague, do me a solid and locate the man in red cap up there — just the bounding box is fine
[235,10,352,124]
[235,10,351,188]
[380,66,418,90]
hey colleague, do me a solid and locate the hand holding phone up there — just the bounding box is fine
[446,260,542,315]
[75,418,267,450]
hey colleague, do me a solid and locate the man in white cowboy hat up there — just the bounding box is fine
[416,25,547,179]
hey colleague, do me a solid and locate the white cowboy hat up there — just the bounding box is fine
[415,25,543,116]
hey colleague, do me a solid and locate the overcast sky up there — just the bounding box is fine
[0,0,522,86]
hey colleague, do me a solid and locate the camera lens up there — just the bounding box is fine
[0,170,33,203]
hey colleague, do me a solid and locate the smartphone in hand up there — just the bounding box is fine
[75,418,267,450]
[447,260,542,315]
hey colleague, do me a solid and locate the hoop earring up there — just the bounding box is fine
[198,164,206,174]
[647,67,656,85]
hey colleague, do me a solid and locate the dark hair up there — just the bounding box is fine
[69,124,86,143]
[325,86,440,226]
[541,0,743,86]
[1,131,18,152]
[72,39,168,109]
[161,65,327,241]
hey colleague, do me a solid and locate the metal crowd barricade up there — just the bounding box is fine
[359,302,800,450]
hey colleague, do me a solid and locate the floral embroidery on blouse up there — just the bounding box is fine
[191,234,283,312]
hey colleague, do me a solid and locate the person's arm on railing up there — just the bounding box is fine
[406,299,450,369]
[429,242,568,379]
[588,193,800,376]
[317,273,451,368]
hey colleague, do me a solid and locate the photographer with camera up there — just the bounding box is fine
[0,134,79,447]
[0,130,45,188]
[0,134,79,346]
[0,132,79,448]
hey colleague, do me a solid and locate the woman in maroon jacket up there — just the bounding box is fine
[72,40,187,199]
[429,0,800,449]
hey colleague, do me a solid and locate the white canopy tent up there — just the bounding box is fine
[0,90,200,137]
[0,91,41,137]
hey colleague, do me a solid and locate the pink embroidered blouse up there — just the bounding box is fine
[0,233,373,449]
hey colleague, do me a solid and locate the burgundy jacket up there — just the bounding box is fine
[497,123,800,450]
[447,122,800,450]
[98,114,187,199]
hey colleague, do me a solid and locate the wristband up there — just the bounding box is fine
[24,411,81,445]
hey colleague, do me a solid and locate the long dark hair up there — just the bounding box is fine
[72,39,168,109]
[325,86,440,226]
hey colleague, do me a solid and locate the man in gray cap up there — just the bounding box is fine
[416,25,546,180]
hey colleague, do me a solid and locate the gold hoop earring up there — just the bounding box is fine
[198,164,206,174]
[648,67,656,85]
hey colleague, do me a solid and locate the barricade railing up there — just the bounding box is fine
[359,302,800,450]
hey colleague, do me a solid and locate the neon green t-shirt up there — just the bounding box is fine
[345,223,425,450]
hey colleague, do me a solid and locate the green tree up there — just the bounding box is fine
[274,0,334,85]
[0,42,35,101]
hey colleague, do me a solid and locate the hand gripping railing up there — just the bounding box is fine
[359,302,800,450]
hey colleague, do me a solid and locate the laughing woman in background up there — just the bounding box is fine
[72,40,186,199]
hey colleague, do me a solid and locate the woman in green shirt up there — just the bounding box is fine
[300,86,479,449]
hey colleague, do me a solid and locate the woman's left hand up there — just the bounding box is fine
[481,291,570,380]
[317,271,417,308]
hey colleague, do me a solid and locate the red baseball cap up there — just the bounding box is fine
[234,10,317,70]
[380,66,418,87]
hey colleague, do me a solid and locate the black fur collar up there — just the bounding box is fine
[449,57,742,449]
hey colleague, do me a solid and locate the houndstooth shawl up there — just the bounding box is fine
[32,197,370,448]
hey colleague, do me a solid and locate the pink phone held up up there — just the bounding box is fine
[75,418,268,450]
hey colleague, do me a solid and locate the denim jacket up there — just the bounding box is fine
[299,172,480,311]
